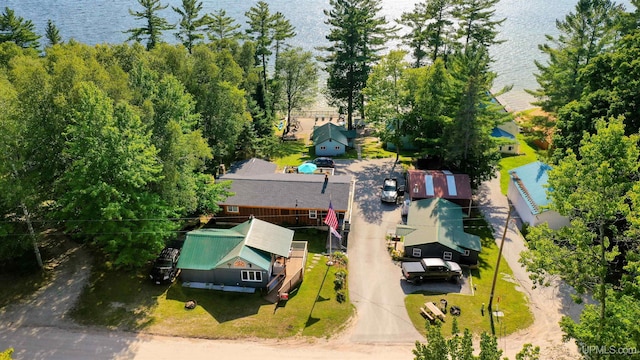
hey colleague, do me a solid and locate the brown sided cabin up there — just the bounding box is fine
[217,158,354,228]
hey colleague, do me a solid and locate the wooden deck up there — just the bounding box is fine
[264,242,307,303]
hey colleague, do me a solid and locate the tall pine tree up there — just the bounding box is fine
[173,0,207,54]
[124,0,175,51]
[527,0,623,112]
[321,0,395,130]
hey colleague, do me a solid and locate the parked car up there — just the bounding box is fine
[401,258,463,284]
[313,157,335,168]
[150,247,181,284]
[381,177,402,203]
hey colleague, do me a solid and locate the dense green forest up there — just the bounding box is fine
[3,0,640,356]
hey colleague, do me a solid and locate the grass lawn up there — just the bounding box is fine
[498,135,540,195]
[356,137,415,166]
[404,218,533,337]
[70,229,355,339]
[271,140,312,170]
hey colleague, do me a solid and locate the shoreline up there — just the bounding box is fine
[307,90,537,115]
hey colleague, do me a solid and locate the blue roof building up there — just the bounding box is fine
[507,161,569,230]
[491,121,519,154]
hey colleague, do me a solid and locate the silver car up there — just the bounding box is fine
[381,178,398,203]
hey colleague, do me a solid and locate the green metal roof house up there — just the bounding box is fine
[396,198,481,266]
[312,122,355,156]
[177,218,296,293]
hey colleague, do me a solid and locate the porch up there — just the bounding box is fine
[264,241,308,303]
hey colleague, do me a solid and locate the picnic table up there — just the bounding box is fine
[425,301,446,322]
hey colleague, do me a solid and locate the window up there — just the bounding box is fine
[320,146,326,150]
[412,248,422,257]
[227,205,239,213]
[241,270,262,282]
[309,210,317,219]
[508,146,513,151]
[463,249,470,257]
[335,146,341,150]
[443,251,453,260]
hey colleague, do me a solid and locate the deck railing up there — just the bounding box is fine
[266,269,285,292]
[276,241,308,299]
[278,268,303,299]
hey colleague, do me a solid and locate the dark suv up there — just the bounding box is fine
[312,157,335,168]
[150,247,181,284]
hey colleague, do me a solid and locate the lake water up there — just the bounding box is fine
[4,0,634,111]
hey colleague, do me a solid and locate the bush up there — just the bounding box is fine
[332,251,348,266]
[336,290,346,303]
[520,222,530,237]
[390,249,402,261]
[334,269,348,290]
[0,348,13,360]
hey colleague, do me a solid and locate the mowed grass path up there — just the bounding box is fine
[498,135,540,195]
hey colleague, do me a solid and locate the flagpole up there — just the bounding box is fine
[327,194,334,266]
[325,193,333,266]
[327,230,333,266]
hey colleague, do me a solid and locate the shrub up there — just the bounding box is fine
[334,269,347,290]
[332,251,348,267]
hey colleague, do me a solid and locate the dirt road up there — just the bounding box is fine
[476,172,583,359]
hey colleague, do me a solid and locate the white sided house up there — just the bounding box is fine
[492,121,519,155]
[507,161,569,230]
[312,122,354,157]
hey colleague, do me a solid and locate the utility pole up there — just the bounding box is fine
[488,205,511,312]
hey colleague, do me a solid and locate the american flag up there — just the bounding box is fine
[324,202,342,239]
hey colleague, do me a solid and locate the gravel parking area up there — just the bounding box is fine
[399,267,474,296]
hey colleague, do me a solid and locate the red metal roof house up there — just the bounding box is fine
[405,170,473,215]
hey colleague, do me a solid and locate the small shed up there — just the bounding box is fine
[492,121,520,154]
[396,198,481,266]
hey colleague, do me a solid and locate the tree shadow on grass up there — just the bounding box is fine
[271,140,311,159]
[165,284,269,323]
[71,261,169,331]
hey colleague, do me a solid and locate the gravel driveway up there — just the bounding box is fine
[340,158,424,344]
